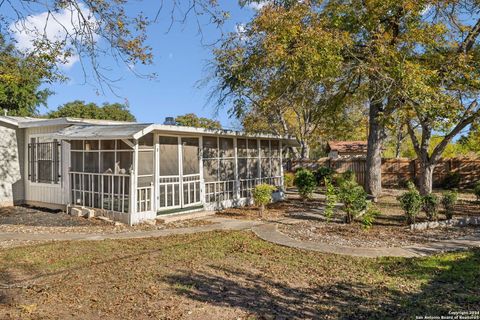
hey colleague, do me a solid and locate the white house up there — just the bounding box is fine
[0,116,296,225]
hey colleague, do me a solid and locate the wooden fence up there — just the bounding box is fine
[287,158,480,189]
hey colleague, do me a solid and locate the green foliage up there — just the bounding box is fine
[47,100,136,122]
[422,193,440,221]
[315,166,334,186]
[283,172,295,188]
[333,170,356,187]
[397,182,423,225]
[362,203,380,230]
[175,113,221,129]
[294,168,317,200]
[324,177,337,221]
[474,182,480,202]
[441,191,458,220]
[338,179,367,224]
[252,184,277,215]
[0,36,54,116]
[442,172,461,190]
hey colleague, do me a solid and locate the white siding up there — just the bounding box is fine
[0,124,24,206]
[24,125,70,207]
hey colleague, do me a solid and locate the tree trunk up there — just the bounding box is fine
[418,163,435,195]
[300,141,310,159]
[366,101,385,200]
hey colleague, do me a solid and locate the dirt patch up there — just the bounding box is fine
[278,220,480,248]
[0,206,213,236]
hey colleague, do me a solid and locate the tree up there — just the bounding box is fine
[210,3,353,159]
[0,36,55,116]
[175,113,221,129]
[1,1,226,90]
[47,100,136,121]
[399,2,480,194]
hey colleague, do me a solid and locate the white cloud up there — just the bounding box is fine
[10,2,98,69]
[247,1,271,11]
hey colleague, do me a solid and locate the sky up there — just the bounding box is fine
[7,1,264,128]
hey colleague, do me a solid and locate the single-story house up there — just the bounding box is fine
[0,116,296,225]
[327,141,368,159]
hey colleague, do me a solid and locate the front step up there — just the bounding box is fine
[156,209,215,223]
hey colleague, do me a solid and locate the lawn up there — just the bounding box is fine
[0,231,479,319]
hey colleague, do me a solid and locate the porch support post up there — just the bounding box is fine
[280,140,284,191]
[233,137,240,201]
[154,133,159,213]
[178,136,183,207]
[199,136,205,207]
[257,139,261,184]
[129,139,139,225]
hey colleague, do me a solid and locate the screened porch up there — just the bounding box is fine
[57,124,287,225]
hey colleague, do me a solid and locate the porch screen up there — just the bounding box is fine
[159,136,179,176]
[28,138,61,184]
[203,136,235,202]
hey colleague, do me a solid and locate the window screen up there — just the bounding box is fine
[28,138,61,184]
[182,138,199,175]
[159,136,179,176]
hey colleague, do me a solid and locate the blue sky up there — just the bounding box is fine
[13,1,259,127]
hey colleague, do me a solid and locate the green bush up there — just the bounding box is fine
[283,172,295,188]
[334,170,356,187]
[362,203,381,230]
[338,180,368,223]
[422,193,439,221]
[442,171,461,189]
[441,190,458,220]
[315,166,334,186]
[474,181,480,202]
[324,177,337,221]
[397,182,422,225]
[252,184,277,216]
[294,168,317,200]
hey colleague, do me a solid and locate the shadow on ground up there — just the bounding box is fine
[165,249,480,319]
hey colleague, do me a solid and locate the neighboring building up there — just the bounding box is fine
[0,116,296,225]
[327,141,368,159]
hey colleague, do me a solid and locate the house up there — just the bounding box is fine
[0,116,296,225]
[327,141,368,159]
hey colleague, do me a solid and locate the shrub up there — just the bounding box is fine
[338,180,368,223]
[362,203,381,230]
[397,182,422,225]
[422,193,439,221]
[442,171,461,189]
[283,172,295,188]
[324,177,337,221]
[441,190,458,220]
[334,170,356,187]
[252,184,277,216]
[315,166,334,186]
[294,168,317,200]
[474,181,480,202]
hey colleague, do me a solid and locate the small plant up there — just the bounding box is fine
[315,166,334,186]
[333,170,356,187]
[362,203,381,230]
[474,181,480,202]
[283,172,295,188]
[397,182,422,225]
[252,184,277,216]
[294,168,317,200]
[338,179,367,223]
[442,171,461,189]
[324,177,337,221]
[441,190,458,220]
[422,193,439,221]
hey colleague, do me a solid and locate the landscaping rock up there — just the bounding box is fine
[69,207,83,217]
[82,208,95,219]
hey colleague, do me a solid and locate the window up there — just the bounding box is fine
[28,137,61,184]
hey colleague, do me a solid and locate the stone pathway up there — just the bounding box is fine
[0,217,260,242]
[1,216,479,258]
[252,222,480,258]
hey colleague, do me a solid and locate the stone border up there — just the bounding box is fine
[252,223,480,258]
[410,216,480,231]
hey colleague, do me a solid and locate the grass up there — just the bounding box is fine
[0,231,479,319]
